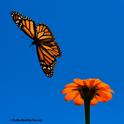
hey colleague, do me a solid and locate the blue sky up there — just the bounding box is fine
[0,0,124,124]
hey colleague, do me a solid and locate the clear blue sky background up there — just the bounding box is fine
[0,0,124,124]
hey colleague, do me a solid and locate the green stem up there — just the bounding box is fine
[84,98,91,124]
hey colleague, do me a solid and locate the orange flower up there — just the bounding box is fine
[62,78,113,106]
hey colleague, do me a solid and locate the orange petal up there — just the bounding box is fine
[94,95,103,102]
[62,87,76,94]
[64,91,79,101]
[98,87,113,93]
[65,83,79,88]
[73,94,84,106]
[97,82,110,89]
[97,91,112,102]
[91,97,98,105]
[73,78,84,86]
[83,80,90,87]
[88,79,96,87]
[90,79,101,87]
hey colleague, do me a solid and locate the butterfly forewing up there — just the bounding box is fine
[36,24,61,57]
[36,24,53,40]
[11,11,36,39]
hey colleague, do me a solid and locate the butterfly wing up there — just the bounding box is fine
[36,24,61,57]
[11,11,36,39]
[37,46,56,77]
[36,24,53,40]
[36,24,61,77]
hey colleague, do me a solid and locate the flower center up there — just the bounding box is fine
[78,86,97,100]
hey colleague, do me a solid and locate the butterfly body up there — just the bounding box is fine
[32,39,41,46]
[11,11,61,77]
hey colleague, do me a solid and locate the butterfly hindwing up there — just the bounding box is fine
[37,46,56,77]
[42,40,61,57]
[11,11,36,39]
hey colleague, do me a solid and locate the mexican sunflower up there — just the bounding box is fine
[62,78,113,124]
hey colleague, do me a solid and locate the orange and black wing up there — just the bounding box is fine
[37,46,56,77]
[36,24,61,77]
[36,24,53,40]
[36,24,61,57]
[11,11,36,39]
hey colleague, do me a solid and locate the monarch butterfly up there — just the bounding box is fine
[11,11,61,77]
